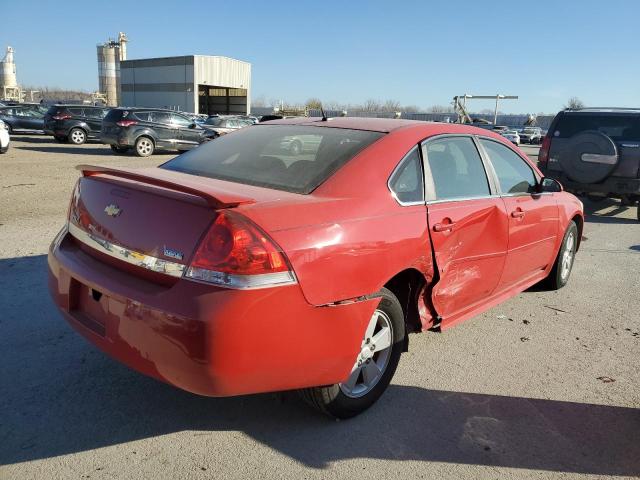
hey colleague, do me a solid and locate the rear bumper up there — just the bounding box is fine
[546,171,640,195]
[100,132,130,146]
[48,229,377,397]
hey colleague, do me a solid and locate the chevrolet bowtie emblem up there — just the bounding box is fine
[104,204,122,217]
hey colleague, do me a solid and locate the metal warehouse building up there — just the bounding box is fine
[120,55,251,115]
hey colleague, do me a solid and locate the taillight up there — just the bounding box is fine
[52,114,71,120]
[116,119,138,127]
[185,211,296,289]
[538,136,551,168]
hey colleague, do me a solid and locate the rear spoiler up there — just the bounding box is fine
[76,164,256,209]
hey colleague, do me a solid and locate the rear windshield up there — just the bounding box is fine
[554,113,640,141]
[161,124,384,194]
[104,109,126,122]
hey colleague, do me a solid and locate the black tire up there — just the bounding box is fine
[6,124,13,134]
[637,204,640,222]
[69,127,87,145]
[134,136,154,157]
[54,135,67,143]
[299,287,405,419]
[110,145,129,154]
[545,221,578,290]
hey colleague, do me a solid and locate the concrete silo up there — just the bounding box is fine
[1,46,19,101]
[97,33,128,106]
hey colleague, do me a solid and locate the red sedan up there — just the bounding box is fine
[48,118,583,418]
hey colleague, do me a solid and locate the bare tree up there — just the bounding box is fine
[565,97,585,109]
[382,99,401,112]
[305,98,323,109]
[362,99,382,112]
[251,95,267,108]
[427,104,453,113]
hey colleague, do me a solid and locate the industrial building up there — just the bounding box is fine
[119,55,251,115]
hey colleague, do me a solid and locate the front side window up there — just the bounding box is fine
[388,147,424,204]
[171,113,192,127]
[423,136,490,201]
[480,139,536,194]
[150,111,171,124]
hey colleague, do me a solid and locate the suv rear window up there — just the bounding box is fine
[161,125,384,194]
[104,109,126,122]
[554,113,640,141]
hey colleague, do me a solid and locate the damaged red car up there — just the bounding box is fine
[48,118,583,418]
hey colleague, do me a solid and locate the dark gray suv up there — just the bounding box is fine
[101,108,217,157]
[539,108,640,220]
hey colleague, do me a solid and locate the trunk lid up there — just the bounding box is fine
[68,165,258,280]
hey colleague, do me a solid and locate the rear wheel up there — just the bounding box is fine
[299,287,405,419]
[110,145,129,154]
[545,221,578,290]
[134,136,154,157]
[69,128,86,145]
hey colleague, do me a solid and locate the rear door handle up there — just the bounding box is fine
[511,209,525,218]
[433,222,455,232]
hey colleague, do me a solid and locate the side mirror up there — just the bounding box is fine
[539,177,563,193]
[189,122,197,129]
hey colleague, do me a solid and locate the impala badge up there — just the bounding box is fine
[163,246,184,261]
[104,204,122,217]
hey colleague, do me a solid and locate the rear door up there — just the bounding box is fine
[423,135,509,325]
[478,138,559,290]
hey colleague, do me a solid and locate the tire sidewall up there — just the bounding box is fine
[322,288,405,418]
[554,221,578,288]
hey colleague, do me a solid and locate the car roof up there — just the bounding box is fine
[257,117,511,138]
[564,108,640,114]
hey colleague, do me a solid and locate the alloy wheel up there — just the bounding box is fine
[137,138,153,156]
[561,231,575,280]
[339,309,393,398]
[70,129,85,144]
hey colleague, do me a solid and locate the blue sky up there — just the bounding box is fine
[2,0,638,113]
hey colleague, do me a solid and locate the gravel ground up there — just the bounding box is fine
[1,135,639,480]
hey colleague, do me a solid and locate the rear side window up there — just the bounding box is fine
[389,147,424,204]
[480,139,536,194]
[68,108,84,116]
[84,108,104,119]
[150,112,171,124]
[554,114,640,141]
[162,125,384,194]
[423,136,490,201]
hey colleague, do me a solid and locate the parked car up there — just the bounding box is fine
[49,118,583,418]
[519,126,542,144]
[0,119,9,153]
[539,107,640,220]
[101,108,217,157]
[201,116,253,136]
[501,129,521,145]
[0,104,45,133]
[43,105,110,144]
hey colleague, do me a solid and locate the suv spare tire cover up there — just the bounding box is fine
[560,131,618,183]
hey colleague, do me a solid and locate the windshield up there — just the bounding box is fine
[161,125,384,194]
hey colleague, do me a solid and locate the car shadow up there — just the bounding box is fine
[15,145,113,156]
[581,197,638,224]
[8,134,52,143]
[1,255,639,475]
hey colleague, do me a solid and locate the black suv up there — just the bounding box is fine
[43,105,110,144]
[539,108,640,220]
[101,108,217,157]
[0,104,46,133]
